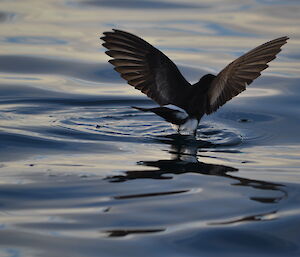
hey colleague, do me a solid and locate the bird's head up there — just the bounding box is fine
[198,74,216,84]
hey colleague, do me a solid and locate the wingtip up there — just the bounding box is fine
[112,28,124,33]
[282,36,289,42]
[108,59,115,65]
[281,36,289,47]
[100,39,107,45]
[279,36,289,44]
[101,29,126,39]
[105,50,113,57]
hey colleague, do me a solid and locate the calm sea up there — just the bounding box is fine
[0,0,300,256]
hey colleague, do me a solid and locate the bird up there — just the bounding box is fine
[101,29,288,135]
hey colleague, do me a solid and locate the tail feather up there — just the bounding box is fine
[132,105,189,125]
[131,106,152,112]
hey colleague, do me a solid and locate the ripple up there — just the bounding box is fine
[0,0,299,256]
[104,228,165,238]
[3,36,67,45]
[219,111,275,123]
[0,12,15,23]
[0,55,118,83]
[73,0,206,9]
[198,123,242,147]
[57,105,244,148]
[59,106,172,140]
[0,130,119,162]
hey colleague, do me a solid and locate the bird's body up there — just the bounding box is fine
[101,29,288,135]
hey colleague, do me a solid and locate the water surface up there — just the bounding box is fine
[0,0,300,256]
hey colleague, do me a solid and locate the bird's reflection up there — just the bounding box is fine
[104,135,287,236]
[106,134,286,204]
[105,229,165,238]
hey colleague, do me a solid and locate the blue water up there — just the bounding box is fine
[0,0,300,256]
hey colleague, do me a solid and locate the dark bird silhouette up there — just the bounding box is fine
[101,29,288,135]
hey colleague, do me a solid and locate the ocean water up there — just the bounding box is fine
[0,0,300,256]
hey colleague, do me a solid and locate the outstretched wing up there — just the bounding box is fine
[206,36,289,114]
[101,29,191,106]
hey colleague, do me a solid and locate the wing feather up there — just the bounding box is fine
[101,29,191,106]
[206,36,288,114]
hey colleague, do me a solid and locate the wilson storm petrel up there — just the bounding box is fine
[101,29,288,135]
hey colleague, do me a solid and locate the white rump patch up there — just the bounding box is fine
[171,118,199,135]
[163,104,188,120]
